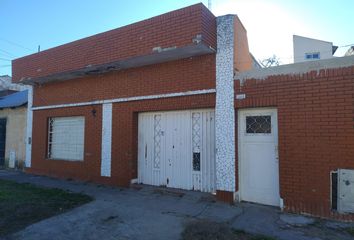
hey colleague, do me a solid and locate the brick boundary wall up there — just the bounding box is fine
[234,66,354,220]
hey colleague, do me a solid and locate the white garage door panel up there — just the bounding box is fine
[138,113,165,186]
[200,111,216,192]
[165,111,191,189]
[138,109,215,193]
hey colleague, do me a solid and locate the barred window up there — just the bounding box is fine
[48,117,85,161]
[246,115,271,134]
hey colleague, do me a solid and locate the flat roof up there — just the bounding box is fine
[20,43,215,85]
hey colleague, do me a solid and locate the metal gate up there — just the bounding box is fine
[138,109,215,193]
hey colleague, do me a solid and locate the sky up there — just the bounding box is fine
[1,0,353,76]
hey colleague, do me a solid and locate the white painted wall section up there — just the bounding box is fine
[293,35,335,63]
[215,15,236,192]
[25,86,33,168]
[101,103,112,177]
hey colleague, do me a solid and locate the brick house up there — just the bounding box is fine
[234,57,354,219]
[12,3,354,219]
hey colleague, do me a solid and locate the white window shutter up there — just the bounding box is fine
[48,117,85,161]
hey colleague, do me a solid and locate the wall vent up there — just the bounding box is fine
[332,169,354,213]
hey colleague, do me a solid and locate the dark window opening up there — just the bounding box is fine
[193,152,200,171]
[331,172,338,210]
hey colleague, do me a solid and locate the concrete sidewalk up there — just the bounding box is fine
[0,170,353,240]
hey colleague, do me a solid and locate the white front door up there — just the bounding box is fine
[138,109,216,192]
[239,108,280,206]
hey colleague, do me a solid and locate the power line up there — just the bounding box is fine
[0,38,35,52]
[340,43,354,48]
[0,65,11,68]
[0,49,16,58]
[0,58,11,61]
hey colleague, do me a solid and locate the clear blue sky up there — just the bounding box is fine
[1,0,353,76]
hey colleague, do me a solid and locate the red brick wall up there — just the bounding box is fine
[234,66,354,219]
[12,3,216,82]
[233,16,252,72]
[32,55,215,107]
[28,94,215,186]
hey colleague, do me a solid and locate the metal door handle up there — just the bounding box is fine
[275,145,279,161]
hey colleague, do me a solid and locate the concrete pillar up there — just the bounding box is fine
[215,15,236,201]
[101,103,112,177]
[25,86,33,168]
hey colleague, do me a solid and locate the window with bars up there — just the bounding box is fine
[48,116,85,161]
[192,113,201,171]
[246,115,271,134]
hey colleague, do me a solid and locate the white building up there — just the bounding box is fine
[0,75,28,91]
[293,35,338,63]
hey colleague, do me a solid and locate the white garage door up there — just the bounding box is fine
[138,109,215,193]
[238,108,280,206]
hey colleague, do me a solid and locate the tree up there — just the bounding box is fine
[259,55,280,68]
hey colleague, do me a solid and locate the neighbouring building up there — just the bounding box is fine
[250,54,262,69]
[293,35,338,63]
[0,75,27,91]
[11,4,354,220]
[0,90,28,169]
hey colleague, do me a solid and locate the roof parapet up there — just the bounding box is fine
[235,55,354,85]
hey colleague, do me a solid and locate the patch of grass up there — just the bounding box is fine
[0,179,93,237]
[182,220,277,240]
[346,227,354,236]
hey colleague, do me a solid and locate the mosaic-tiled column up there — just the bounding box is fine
[215,15,236,200]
